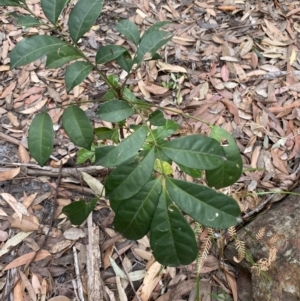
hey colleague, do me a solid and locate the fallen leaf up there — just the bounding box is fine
[81,172,105,196]
[0,167,20,181]
[4,250,51,271]
[157,61,187,73]
[19,98,48,114]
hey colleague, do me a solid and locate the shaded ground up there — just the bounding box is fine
[1,0,300,300]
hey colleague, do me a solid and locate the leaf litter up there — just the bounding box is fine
[1,0,300,300]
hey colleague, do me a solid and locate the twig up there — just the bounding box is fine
[241,194,274,221]
[114,246,142,301]
[73,246,85,301]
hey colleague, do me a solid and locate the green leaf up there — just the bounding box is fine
[62,105,94,149]
[154,159,172,175]
[143,21,170,38]
[65,61,93,92]
[101,90,115,101]
[97,99,134,123]
[150,120,179,141]
[95,126,147,167]
[149,110,166,126]
[10,35,66,69]
[96,45,126,64]
[114,178,161,240]
[95,127,119,142]
[116,51,133,73]
[206,126,243,189]
[94,145,115,165]
[160,135,226,170]
[41,0,69,25]
[136,30,171,64]
[115,20,140,46]
[28,112,54,166]
[9,13,42,27]
[166,178,241,229]
[105,148,155,206]
[46,45,82,69]
[0,0,20,6]
[76,148,95,164]
[150,187,198,266]
[68,0,103,43]
[107,75,119,87]
[177,163,202,178]
[62,198,97,225]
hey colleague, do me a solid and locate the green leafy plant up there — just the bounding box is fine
[4,0,243,266]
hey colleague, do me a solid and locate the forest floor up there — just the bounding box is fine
[1,0,300,300]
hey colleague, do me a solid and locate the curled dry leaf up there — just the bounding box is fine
[0,167,20,181]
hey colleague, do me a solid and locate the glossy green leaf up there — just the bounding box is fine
[101,90,115,101]
[68,0,103,43]
[65,61,93,92]
[46,45,82,69]
[177,163,202,178]
[149,110,166,126]
[97,99,134,122]
[94,145,115,165]
[105,148,155,206]
[160,135,226,170]
[115,20,140,46]
[28,112,54,166]
[62,105,94,149]
[41,0,69,25]
[114,178,161,240]
[150,188,198,266]
[166,178,241,229]
[62,198,97,225]
[116,51,133,73]
[76,148,95,164]
[10,35,66,69]
[206,126,243,189]
[96,126,147,167]
[150,120,179,141]
[96,45,126,64]
[0,0,20,6]
[143,21,170,38]
[9,13,42,27]
[107,75,119,87]
[95,127,119,142]
[136,30,171,64]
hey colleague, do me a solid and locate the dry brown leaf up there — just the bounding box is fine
[0,81,16,99]
[13,280,23,301]
[19,270,37,301]
[48,296,70,301]
[20,98,48,114]
[134,261,162,301]
[0,167,20,181]
[4,250,51,271]
[23,193,37,208]
[63,228,86,240]
[1,192,28,219]
[157,61,187,73]
[143,83,169,95]
[18,144,30,164]
[11,216,40,232]
[0,230,8,241]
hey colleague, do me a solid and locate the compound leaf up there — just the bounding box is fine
[10,35,66,69]
[28,112,54,166]
[65,61,93,91]
[68,0,103,43]
[150,187,198,266]
[114,178,161,240]
[166,178,241,229]
[97,99,134,123]
[62,105,94,149]
[160,135,226,170]
[105,148,155,206]
[41,0,69,25]
[206,126,243,189]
